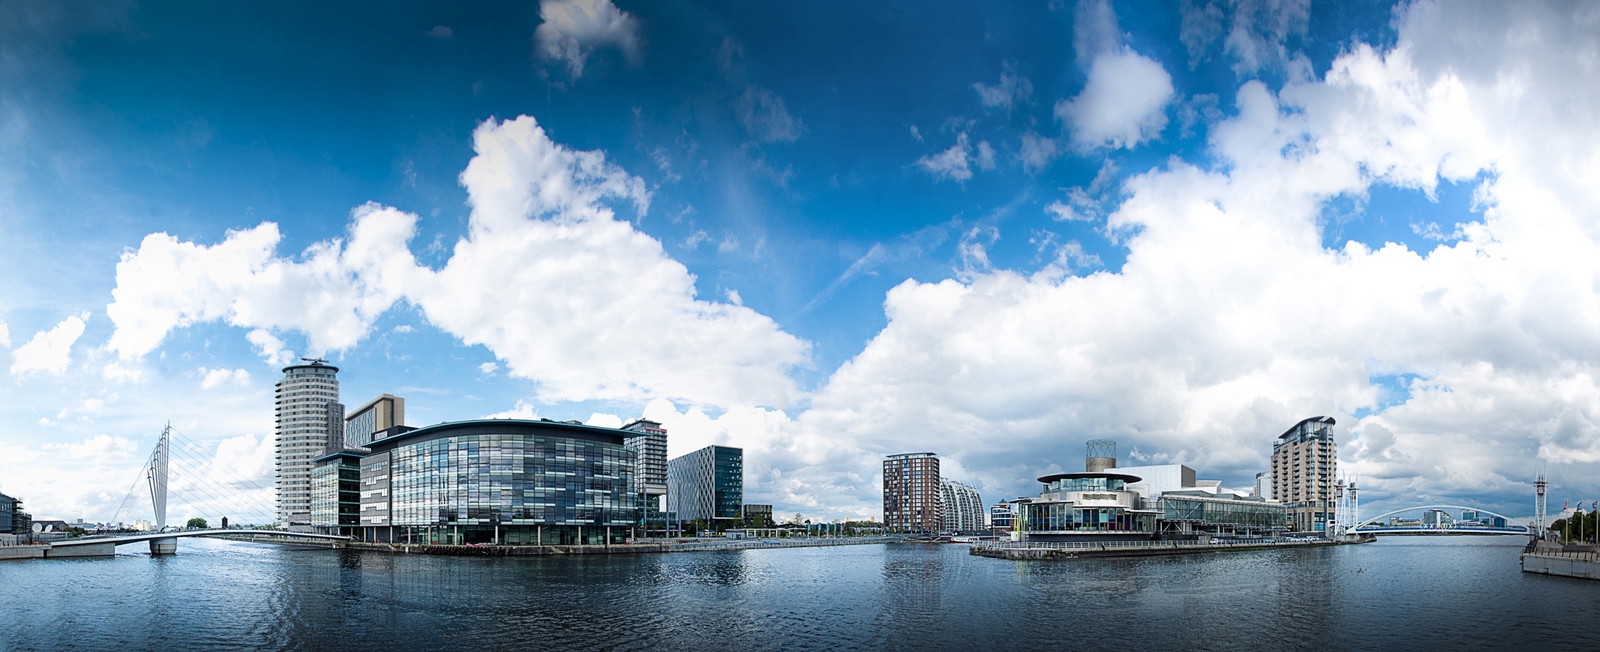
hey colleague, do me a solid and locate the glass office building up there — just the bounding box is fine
[667,445,744,523]
[362,420,641,545]
[309,451,363,536]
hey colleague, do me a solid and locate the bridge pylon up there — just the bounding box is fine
[145,425,174,555]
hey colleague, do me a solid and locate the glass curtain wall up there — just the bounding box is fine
[1160,496,1288,532]
[388,434,638,545]
[1020,503,1156,533]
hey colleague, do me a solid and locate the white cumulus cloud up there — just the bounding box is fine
[1055,48,1175,151]
[198,367,251,389]
[105,116,810,409]
[11,313,87,376]
[534,0,641,81]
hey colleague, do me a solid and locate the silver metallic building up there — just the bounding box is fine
[667,445,743,523]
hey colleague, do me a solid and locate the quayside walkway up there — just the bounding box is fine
[335,535,899,556]
[970,537,1371,560]
[1521,539,1600,580]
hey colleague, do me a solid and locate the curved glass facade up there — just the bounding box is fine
[1043,476,1128,493]
[1019,502,1156,533]
[385,430,639,545]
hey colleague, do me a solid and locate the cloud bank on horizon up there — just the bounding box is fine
[3,0,1600,525]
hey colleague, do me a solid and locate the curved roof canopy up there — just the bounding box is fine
[366,418,628,454]
[1036,471,1144,484]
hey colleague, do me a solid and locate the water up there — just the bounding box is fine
[0,537,1594,651]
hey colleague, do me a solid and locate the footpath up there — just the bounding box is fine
[970,536,1372,560]
[223,534,898,556]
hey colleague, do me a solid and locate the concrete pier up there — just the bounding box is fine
[1521,540,1600,580]
[44,542,116,558]
[148,538,177,555]
[0,546,47,560]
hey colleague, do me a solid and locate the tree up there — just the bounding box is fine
[186,517,208,530]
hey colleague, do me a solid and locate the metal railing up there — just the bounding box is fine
[972,538,1325,552]
[659,536,897,552]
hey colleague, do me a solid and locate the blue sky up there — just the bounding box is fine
[5,0,1600,526]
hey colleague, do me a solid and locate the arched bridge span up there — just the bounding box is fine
[1354,504,1527,535]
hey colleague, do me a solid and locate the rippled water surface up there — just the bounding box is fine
[1,537,1594,650]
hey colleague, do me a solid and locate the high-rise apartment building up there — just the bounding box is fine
[621,419,668,502]
[883,452,940,534]
[345,394,406,449]
[940,479,985,533]
[275,359,343,527]
[1270,416,1337,533]
[667,445,743,523]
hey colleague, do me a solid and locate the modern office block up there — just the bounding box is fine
[358,451,393,529]
[940,479,985,533]
[1270,416,1338,533]
[0,493,15,534]
[989,501,1015,533]
[667,445,743,523]
[309,451,362,536]
[359,419,641,545]
[883,452,940,534]
[621,419,668,500]
[345,394,406,449]
[742,503,773,527]
[275,359,343,527]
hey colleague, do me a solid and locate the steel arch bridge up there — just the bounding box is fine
[1352,504,1529,535]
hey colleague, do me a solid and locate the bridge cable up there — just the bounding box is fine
[163,431,278,514]
[162,452,275,523]
[166,431,280,520]
[170,430,279,500]
[109,460,152,526]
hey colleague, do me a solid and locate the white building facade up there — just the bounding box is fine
[940,479,985,533]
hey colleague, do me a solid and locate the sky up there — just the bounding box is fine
[3,0,1599,526]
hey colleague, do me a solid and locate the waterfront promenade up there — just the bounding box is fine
[970,536,1371,560]
[1520,539,1600,580]
[221,533,899,557]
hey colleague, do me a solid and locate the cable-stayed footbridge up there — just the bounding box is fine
[37,426,347,558]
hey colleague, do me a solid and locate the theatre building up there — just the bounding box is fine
[1013,472,1162,542]
[348,419,642,545]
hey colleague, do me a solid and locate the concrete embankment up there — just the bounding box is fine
[971,537,1371,561]
[1521,540,1600,580]
[224,536,899,556]
[0,545,48,560]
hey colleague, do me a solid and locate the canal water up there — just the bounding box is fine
[0,536,1593,650]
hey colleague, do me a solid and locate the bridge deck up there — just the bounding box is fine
[51,530,350,547]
